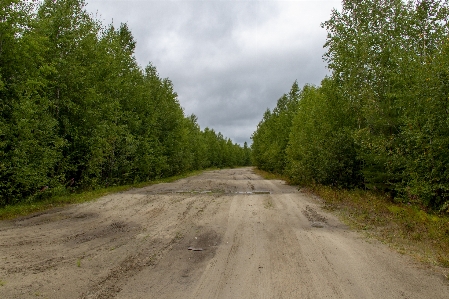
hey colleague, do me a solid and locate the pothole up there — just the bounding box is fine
[235,191,271,195]
[253,191,271,194]
[311,222,325,228]
[175,190,213,194]
[303,205,327,228]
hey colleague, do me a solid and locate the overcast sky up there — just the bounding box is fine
[85,0,342,145]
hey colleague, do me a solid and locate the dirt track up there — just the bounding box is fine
[0,167,448,298]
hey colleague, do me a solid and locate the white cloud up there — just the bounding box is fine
[86,0,342,145]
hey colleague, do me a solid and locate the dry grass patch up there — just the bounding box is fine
[305,185,449,276]
[252,168,290,181]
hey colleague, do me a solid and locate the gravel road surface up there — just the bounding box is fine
[0,168,447,298]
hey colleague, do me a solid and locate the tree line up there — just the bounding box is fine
[0,0,251,206]
[252,0,449,210]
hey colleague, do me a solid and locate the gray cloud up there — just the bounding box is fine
[86,0,341,145]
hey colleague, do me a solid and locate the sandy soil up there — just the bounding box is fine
[0,167,447,299]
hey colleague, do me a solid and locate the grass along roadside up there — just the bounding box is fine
[254,168,449,278]
[252,168,290,181]
[306,185,449,278]
[0,168,217,220]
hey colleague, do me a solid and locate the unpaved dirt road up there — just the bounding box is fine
[1,168,448,299]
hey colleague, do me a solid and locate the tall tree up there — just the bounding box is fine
[251,81,300,173]
[0,0,63,204]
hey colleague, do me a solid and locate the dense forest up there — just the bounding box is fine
[252,0,449,210]
[0,0,251,206]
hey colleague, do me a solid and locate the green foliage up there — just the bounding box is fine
[323,0,449,207]
[286,79,361,188]
[0,0,251,207]
[0,0,64,204]
[252,78,361,188]
[252,0,449,210]
[251,81,300,173]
